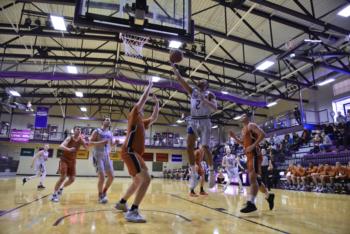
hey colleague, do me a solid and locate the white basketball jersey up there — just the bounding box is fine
[94,128,113,154]
[190,88,215,117]
[226,154,237,168]
[37,150,48,164]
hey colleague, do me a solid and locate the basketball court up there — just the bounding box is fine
[1,0,350,233]
[1,177,349,234]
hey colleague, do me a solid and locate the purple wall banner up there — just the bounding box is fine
[10,129,31,143]
[35,107,49,129]
[171,154,182,162]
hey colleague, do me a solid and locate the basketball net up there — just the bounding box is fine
[120,33,149,58]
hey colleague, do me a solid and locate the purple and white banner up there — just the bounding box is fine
[35,107,49,129]
[10,129,31,143]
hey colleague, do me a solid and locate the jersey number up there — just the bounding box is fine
[195,100,201,109]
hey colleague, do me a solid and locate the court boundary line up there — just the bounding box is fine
[53,208,191,226]
[0,194,50,217]
[170,194,290,234]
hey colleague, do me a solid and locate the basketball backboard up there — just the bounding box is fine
[74,0,194,42]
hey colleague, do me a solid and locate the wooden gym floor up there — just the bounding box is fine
[0,177,349,234]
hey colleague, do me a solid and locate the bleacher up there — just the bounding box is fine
[302,151,350,166]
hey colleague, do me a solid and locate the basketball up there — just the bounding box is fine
[169,50,183,63]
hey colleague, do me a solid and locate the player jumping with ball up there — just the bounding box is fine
[171,58,217,191]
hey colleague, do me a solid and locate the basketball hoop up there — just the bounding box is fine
[120,33,149,58]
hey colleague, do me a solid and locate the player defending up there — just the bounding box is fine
[222,145,243,192]
[171,63,217,189]
[115,80,159,223]
[229,114,274,213]
[51,127,88,202]
[190,145,208,196]
[22,144,50,189]
[89,117,118,204]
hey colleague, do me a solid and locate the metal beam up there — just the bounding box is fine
[18,0,76,5]
[249,0,350,35]
[0,57,309,103]
[196,25,281,54]
[214,1,341,40]
[0,83,191,106]
[0,24,315,88]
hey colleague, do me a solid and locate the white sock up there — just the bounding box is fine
[250,195,256,203]
[238,178,243,188]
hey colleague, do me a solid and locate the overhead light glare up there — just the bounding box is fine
[317,78,335,86]
[176,119,185,124]
[169,40,182,49]
[152,76,161,82]
[267,101,278,107]
[256,60,274,71]
[9,90,21,97]
[337,5,350,17]
[75,91,83,97]
[67,65,78,74]
[50,15,66,31]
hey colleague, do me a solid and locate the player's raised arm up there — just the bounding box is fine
[149,95,159,125]
[171,63,192,95]
[135,79,153,111]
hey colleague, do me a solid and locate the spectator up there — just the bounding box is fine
[294,164,307,190]
[286,163,296,189]
[291,132,301,150]
[153,134,157,145]
[216,169,225,184]
[346,109,350,122]
[293,105,302,125]
[311,164,325,192]
[300,129,311,145]
[320,132,333,152]
[281,134,292,154]
[336,111,346,124]
[324,124,335,139]
[311,133,322,154]
[319,164,333,192]
[333,124,344,148]
[344,120,350,150]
